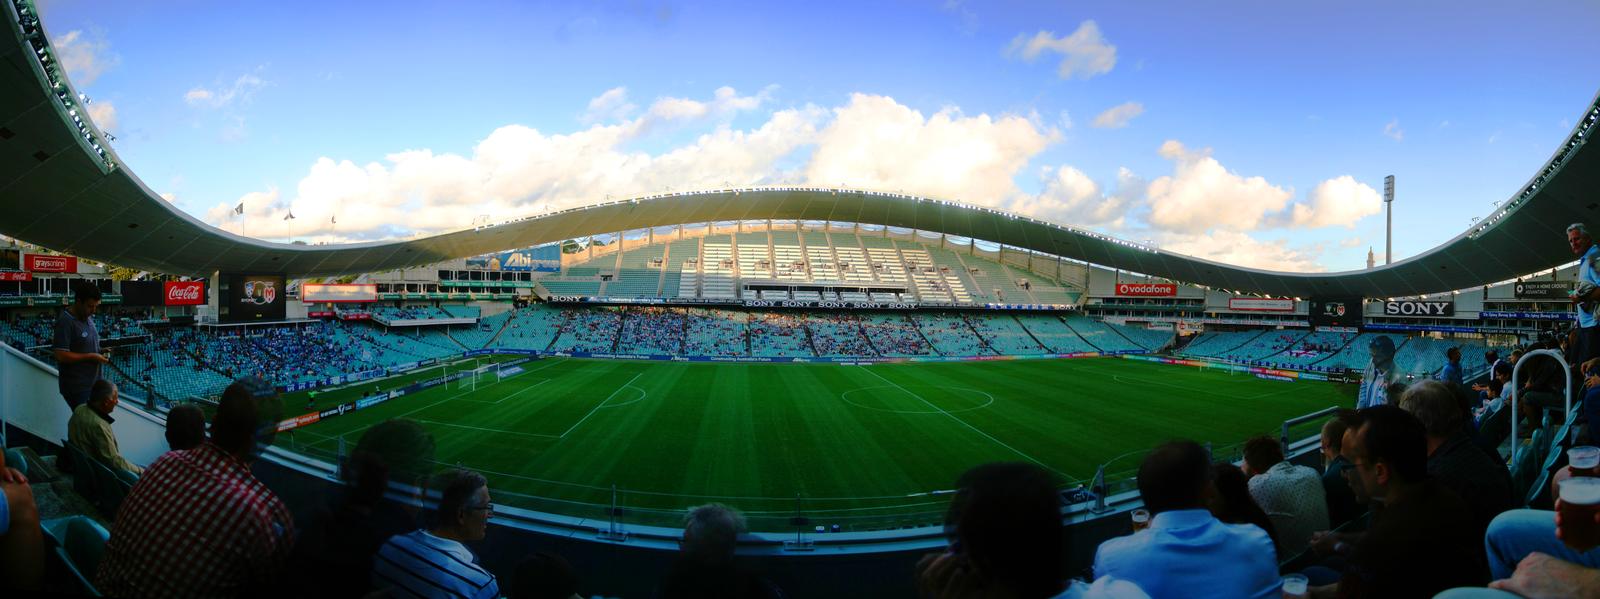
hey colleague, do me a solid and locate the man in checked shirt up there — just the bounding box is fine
[96,377,295,598]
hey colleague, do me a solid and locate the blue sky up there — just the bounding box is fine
[35,0,1600,272]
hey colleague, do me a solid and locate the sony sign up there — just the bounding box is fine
[1383,300,1454,317]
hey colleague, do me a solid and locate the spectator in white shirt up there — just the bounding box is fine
[1242,436,1329,557]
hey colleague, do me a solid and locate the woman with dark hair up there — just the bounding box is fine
[1207,463,1280,553]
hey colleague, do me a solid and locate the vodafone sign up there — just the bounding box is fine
[24,253,76,273]
[163,281,206,306]
[1115,283,1177,297]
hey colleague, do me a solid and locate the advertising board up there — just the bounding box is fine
[24,253,76,273]
[1228,298,1295,312]
[302,283,378,303]
[164,281,206,306]
[1115,283,1177,297]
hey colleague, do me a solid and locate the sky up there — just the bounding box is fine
[33,0,1600,273]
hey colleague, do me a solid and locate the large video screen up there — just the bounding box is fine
[222,273,286,322]
[1308,296,1364,329]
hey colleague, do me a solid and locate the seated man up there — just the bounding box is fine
[1397,381,1512,557]
[656,503,782,599]
[0,447,43,591]
[1242,435,1328,556]
[164,403,206,451]
[1305,406,1485,598]
[1318,415,1361,530]
[1094,440,1279,598]
[67,379,142,475]
[97,377,295,597]
[372,469,499,599]
[916,462,1145,598]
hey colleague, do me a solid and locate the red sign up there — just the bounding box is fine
[163,281,206,306]
[1115,283,1177,297]
[0,271,31,282]
[1228,297,1295,312]
[308,310,336,318]
[25,254,77,273]
[339,312,372,321]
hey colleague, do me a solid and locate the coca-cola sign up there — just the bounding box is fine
[0,271,30,282]
[1115,283,1177,297]
[24,253,77,273]
[163,281,206,306]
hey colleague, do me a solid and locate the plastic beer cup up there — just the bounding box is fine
[1281,573,1309,598]
[1570,446,1600,477]
[1559,477,1600,552]
[1131,508,1151,532]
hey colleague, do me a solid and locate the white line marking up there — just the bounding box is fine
[382,358,569,424]
[415,419,562,439]
[560,372,644,438]
[459,378,552,404]
[1112,373,1300,400]
[598,385,650,409]
[859,366,1076,482]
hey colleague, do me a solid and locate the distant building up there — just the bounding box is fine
[1367,247,1376,269]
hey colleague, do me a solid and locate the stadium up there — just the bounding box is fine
[2,1,1599,597]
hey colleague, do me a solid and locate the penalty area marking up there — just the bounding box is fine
[858,366,1078,483]
[1111,373,1305,400]
[413,419,562,439]
[598,385,650,409]
[839,385,995,414]
[557,372,644,438]
[457,378,552,404]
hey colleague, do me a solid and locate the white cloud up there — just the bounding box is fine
[86,101,117,132]
[1091,101,1143,129]
[1145,140,1293,233]
[205,94,826,241]
[159,192,177,203]
[184,72,267,109]
[54,30,118,86]
[1383,119,1403,141]
[1007,165,1133,227]
[1340,237,1363,249]
[1058,110,1073,130]
[583,87,636,123]
[1284,175,1382,229]
[1005,21,1117,80]
[1158,230,1326,272]
[643,85,775,123]
[804,93,1055,207]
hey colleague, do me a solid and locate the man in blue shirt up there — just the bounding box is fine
[51,282,108,410]
[1094,440,1279,598]
[1570,223,1600,367]
[372,469,499,599]
[1436,346,1463,386]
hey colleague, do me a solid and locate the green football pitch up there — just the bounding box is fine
[276,356,1356,530]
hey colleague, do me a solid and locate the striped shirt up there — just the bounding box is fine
[372,529,499,599]
[96,442,294,598]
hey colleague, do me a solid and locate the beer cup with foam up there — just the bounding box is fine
[1571,446,1600,477]
[1559,477,1600,552]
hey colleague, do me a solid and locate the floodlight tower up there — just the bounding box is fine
[1384,175,1395,265]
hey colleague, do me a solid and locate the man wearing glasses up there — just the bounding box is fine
[372,469,500,599]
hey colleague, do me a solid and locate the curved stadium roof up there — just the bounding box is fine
[2,2,1598,299]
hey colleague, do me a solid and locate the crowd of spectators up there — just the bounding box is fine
[619,307,685,355]
[549,307,623,353]
[859,313,935,357]
[684,308,748,356]
[807,313,877,357]
[748,311,811,357]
